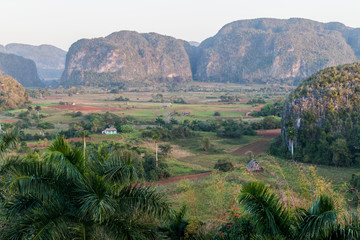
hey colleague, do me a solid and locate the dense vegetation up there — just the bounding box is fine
[274,63,360,166]
[0,134,170,239]
[215,182,360,239]
[0,75,31,110]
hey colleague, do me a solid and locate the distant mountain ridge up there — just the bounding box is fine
[0,43,66,81]
[194,18,360,85]
[60,18,360,87]
[0,52,43,87]
[61,31,193,87]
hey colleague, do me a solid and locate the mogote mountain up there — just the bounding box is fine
[61,31,194,87]
[280,62,360,166]
[0,52,43,87]
[61,18,360,87]
[194,18,360,85]
[0,75,30,110]
[0,44,66,81]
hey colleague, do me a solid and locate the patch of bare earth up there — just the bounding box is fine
[231,140,271,156]
[255,129,281,138]
[141,142,195,159]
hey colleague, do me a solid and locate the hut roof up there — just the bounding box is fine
[246,159,264,172]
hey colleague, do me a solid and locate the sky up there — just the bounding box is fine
[1,0,360,51]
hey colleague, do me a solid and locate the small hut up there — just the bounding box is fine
[246,159,264,172]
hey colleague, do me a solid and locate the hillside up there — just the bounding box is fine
[0,43,66,81]
[0,75,30,110]
[0,52,43,87]
[279,62,360,166]
[60,18,360,87]
[61,31,193,87]
[194,18,360,85]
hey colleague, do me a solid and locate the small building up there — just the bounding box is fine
[163,102,172,108]
[102,127,117,134]
[182,112,190,116]
[246,159,264,172]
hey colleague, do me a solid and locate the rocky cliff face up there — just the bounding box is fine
[61,31,193,87]
[0,44,66,81]
[194,18,360,85]
[0,52,43,87]
[281,62,360,165]
[61,18,360,87]
[0,75,30,110]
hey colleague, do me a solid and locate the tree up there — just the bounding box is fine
[159,143,172,157]
[201,137,211,152]
[0,136,170,239]
[233,181,360,239]
[27,106,33,117]
[160,205,189,240]
[331,138,351,166]
[35,105,42,118]
[238,182,292,237]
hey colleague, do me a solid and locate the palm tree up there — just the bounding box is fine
[238,182,292,238]
[0,131,18,161]
[35,105,42,118]
[152,135,160,168]
[27,106,33,117]
[237,182,360,240]
[160,205,189,240]
[0,136,170,239]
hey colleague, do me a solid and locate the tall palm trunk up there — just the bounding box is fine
[155,142,158,168]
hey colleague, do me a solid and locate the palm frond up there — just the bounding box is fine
[46,136,84,181]
[296,195,339,239]
[238,182,292,237]
[0,131,18,160]
[6,159,63,201]
[1,201,73,240]
[103,151,138,186]
[100,216,160,240]
[76,173,116,223]
[115,185,170,218]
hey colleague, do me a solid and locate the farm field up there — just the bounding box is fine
[1,82,356,233]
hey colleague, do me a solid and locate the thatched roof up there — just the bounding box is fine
[246,159,264,172]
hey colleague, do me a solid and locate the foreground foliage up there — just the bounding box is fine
[0,135,169,239]
[216,182,360,240]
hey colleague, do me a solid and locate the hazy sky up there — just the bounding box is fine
[1,0,360,51]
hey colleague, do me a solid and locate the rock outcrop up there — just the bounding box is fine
[0,52,43,87]
[61,31,193,87]
[0,44,66,81]
[194,18,360,85]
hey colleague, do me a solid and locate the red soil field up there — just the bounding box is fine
[231,140,271,156]
[0,120,18,123]
[255,129,281,138]
[48,105,118,112]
